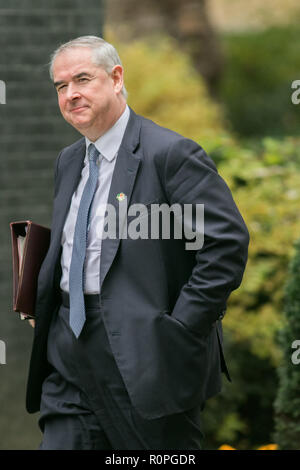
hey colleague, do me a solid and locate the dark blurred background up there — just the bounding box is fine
[1,0,300,450]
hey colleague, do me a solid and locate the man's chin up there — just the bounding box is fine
[67,118,91,133]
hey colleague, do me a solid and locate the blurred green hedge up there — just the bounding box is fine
[202,135,300,449]
[274,238,300,449]
[107,33,225,140]
[219,26,300,137]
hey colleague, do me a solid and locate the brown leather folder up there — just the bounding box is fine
[10,220,51,318]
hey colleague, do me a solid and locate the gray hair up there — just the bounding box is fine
[49,35,128,99]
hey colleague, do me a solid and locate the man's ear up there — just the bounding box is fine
[111,65,124,94]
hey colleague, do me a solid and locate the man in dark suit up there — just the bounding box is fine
[26,36,249,450]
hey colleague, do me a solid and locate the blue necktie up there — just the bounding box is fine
[69,143,100,338]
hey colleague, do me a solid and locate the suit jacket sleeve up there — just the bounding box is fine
[161,137,249,336]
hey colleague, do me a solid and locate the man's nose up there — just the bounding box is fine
[66,83,80,100]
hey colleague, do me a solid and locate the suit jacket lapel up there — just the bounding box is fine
[100,109,142,289]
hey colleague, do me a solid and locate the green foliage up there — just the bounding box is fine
[201,135,300,448]
[219,26,300,137]
[274,239,300,449]
[106,32,225,140]
[203,338,277,449]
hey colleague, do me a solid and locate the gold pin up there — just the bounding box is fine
[116,193,126,202]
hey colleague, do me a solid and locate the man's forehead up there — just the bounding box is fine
[52,48,98,79]
[55,46,93,62]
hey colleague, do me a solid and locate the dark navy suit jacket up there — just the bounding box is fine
[26,108,249,419]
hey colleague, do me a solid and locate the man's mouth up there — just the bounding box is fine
[70,105,88,113]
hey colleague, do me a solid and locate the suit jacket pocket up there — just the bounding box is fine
[163,310,212,340]
[159,310,211,348]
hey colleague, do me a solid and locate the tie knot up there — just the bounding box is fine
[88,143,100,163]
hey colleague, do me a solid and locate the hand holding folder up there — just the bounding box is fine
[10,221,51,319]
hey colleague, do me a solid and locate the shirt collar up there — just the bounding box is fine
[85,104,130,162]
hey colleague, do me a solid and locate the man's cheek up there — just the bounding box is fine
[58,99,66,114]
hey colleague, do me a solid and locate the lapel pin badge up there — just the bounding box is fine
[116,192,126,202]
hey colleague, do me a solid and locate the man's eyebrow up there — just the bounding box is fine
[53,80,64,88]
[73,72,93,79]
[53,72,93,88]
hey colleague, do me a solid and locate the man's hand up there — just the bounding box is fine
[21,314,35,328]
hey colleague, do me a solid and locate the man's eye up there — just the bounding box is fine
[57,85,66,92]
[79,78,88,82]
